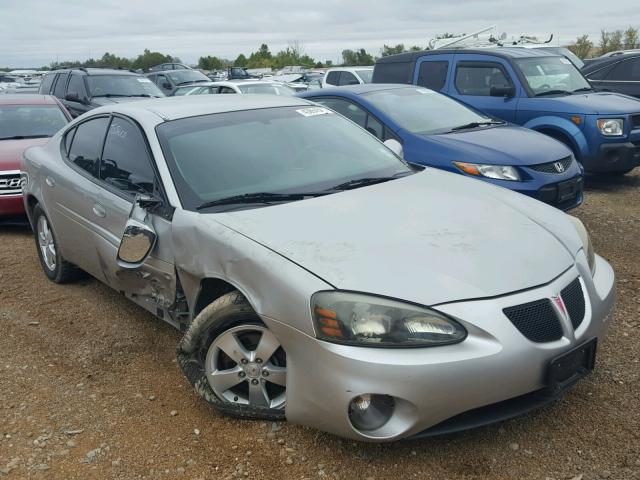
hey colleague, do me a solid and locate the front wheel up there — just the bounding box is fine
[177,291,286,420]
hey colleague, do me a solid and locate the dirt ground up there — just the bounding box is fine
[1,173,639,480]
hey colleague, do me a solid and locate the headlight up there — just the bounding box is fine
[568,216,596,275]
[597,118,624,136]
[311,291,467,347]
[453,162,521,181]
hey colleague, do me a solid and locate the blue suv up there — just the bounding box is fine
[299,84,583,210]
[373,48,640,175]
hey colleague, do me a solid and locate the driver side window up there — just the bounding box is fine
[99,117,155,196]
[455,63,512,96]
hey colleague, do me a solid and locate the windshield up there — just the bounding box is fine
[156,106,412,211]
[87,75,164,97]
[237,83,296,96]
[514,57,591,95]
[0,105,68,139]
[166,70,210,85]
[363,87,493,134]
[356,69,373,83]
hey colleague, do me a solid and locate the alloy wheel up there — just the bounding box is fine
[37,215,56,271]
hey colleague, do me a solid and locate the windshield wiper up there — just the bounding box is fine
[330,172,411,191]
[196,192,329,210]
[0,134,49,140]
[450,120,504,132]
[92,93,154,98]
[572,87,594,93]
[534,90,572,97]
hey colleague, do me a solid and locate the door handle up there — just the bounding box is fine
[45,176,55,187]
[92,203,106,218]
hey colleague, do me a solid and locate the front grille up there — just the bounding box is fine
[503,299,563,343]
[529,156,574,174]
[561,277,586,329]
[631,114,640,130]
[0,171,23,196]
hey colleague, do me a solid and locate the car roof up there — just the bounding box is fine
[210,80,285,86]
[582,52,640,73]
[48,68,139,76]
[376,47,560,63]
[93,94,312,121]
[0,94,59,105]
[303,83,410,95]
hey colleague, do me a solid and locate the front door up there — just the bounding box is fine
[449,55,520,122]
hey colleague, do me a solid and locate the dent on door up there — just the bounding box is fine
[115,195,177,319]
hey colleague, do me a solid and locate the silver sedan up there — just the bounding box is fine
[21,95,615,442]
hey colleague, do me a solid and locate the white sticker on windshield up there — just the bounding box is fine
[137,78,152,83]
[296,107,333,117]
[560,58,571,64]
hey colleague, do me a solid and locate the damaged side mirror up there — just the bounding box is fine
[116,194,158,267]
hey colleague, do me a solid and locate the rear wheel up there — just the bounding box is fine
[177,291,286,420]
[32,204,82,283]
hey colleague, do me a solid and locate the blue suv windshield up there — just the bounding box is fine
[514,57,591,96]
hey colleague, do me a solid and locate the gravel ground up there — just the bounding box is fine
[1,173,639,480]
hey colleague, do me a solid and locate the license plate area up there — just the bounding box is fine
[558,178,580,202]
[547,338,597,393]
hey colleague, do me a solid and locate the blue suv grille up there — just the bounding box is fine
[632,114,640,130]
[529,156,574,174]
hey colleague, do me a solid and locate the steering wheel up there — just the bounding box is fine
[539,84,551,90]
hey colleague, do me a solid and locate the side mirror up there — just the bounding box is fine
[116,194,159,267]
[383,139,404,159]
[65,92,83,103]
[490,86,516,98]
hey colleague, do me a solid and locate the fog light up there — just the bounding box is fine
[348,394,395,431]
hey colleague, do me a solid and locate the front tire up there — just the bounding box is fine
[177,291,286,420]
[32,204,82,283]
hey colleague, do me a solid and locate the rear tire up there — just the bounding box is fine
[177,291,286,421]
[32,204,83,283]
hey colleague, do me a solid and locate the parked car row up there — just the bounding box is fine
[1,44,631,442]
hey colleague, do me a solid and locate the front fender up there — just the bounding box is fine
[523,116,589,159]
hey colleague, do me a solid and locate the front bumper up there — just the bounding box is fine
[0,194,27,223]
[586,140,640,173]
[264,253,615,441]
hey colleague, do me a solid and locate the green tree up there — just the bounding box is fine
[341,48,374,66]
[247,44,273,68]
[131,49,177,71]
[599,29,610,54]
[567,34,593,59]
[623,26,640,49]
[609,30,624,51]
[381,44,405,57]
[234,54,248,67]
[198,55,223,70]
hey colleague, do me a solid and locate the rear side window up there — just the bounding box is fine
[67,117,109,177]
[417,61,449,90]
[372,62,413,84]
[67,74,86,98]
[608,57,640,81]
[100,117,155,195]
[325,71,340,85]
[338,72,359,86]
[313,98,367,127]
[52,73,69,98]
[454,63,512,96]
[39,74,56,94]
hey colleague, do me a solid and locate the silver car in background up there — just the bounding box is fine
[21,95,615,441]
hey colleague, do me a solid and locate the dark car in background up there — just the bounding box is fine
[582,52,640,99]
[39,68,164,117]
[146,69,211,96]
[0,94,70,224]
[148,63,192,72]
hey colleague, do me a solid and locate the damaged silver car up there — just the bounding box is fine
[21,95,616,442]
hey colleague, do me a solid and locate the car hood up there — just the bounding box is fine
[92,96,153,106]
[522,92,640,115]
[0,138,49,170]
[214,170,580,306]
[422,125,571,165]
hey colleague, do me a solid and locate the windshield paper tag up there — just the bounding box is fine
[296,107,333,117]
[137,78,152,82]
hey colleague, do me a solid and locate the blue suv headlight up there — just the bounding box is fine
[597,119,624,136]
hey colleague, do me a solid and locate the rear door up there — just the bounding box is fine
[598,57,640,98]
[449,54,520,122]
[51,72,69,101]
[44,116,110,280]
[92,115,175,311]
[413,55,452,93]
[64,73,90,117]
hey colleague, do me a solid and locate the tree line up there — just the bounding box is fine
[46,49,181,72]
[568,26,639,59]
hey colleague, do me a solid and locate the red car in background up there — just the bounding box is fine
[0,95,70,224]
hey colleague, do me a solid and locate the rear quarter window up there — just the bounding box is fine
[39,73,56,94]
[52,73,69,98]
[372,62,413,84]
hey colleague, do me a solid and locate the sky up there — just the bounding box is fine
[1,0,638,68]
